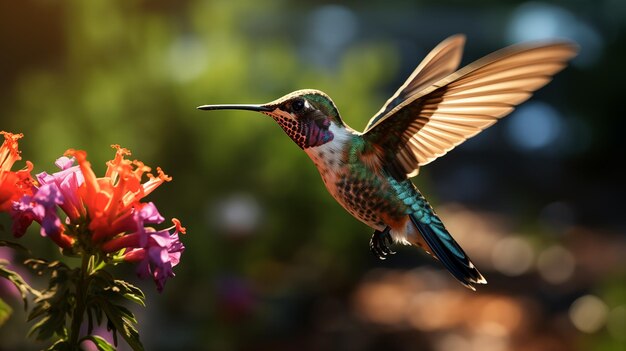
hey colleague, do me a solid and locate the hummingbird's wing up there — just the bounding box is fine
[366,34,466,131]
[362,41,578,179]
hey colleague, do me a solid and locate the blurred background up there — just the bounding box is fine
[1,0,625,350]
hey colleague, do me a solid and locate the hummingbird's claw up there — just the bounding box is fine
[370,226,396,260]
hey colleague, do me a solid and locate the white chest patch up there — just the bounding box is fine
[305,124,353,189]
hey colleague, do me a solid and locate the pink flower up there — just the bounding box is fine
[12,184,73,248]
[104,219,185,292]
[36,156,85,221]
[10,156,82,248]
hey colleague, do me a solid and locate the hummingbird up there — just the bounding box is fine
[198,35,578,290]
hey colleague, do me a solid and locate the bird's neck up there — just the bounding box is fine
[304,123,357,173]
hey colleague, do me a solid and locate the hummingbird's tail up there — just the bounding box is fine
[408,214,487,290]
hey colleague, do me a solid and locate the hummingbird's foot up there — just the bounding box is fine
[370,226,396,260]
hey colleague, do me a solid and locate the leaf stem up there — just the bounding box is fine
[69,254,91,349]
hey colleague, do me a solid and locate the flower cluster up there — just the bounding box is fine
[1,132,185,292]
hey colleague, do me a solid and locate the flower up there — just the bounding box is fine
[104,219,186,292]
[36,156,85,221]
[66,145,171,244]
[12,184,74,248]
[21,145,184,290]
[9,143,185,291]
[11,155,83,248]
[0,131,34,212]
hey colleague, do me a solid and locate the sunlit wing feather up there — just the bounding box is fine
[365,34,466,131]
[363,41,578,179]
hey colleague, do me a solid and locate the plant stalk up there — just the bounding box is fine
[68,254,91,349]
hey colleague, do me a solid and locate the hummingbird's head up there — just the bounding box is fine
[198,89,344,149]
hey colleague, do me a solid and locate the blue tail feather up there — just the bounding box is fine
[409,214,486,290]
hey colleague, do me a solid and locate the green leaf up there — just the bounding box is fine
[121,292,145,307]
[0,297,12,327]
[0,264,39,309]
[46,339,69,351]
[24,258,70,277]
[98,300,144,351]
[28,314,52,339]
[114,280,145,307]
[81,335,116,351]
[25,262,74,342]
[27,301,49,322]
[90,274,146,307]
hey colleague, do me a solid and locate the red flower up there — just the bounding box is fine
[0,132,34,212]
[9,142,185,291]
[65,145,171,244]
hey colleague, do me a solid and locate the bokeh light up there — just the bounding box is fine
[505,101,562,152]
[507,2,604,67]
[167,35,209,83]
[491,236,534,276]
[304,5,358,68]
[569,294,609,333]
[209,193,262,236]
[537,245,576,284]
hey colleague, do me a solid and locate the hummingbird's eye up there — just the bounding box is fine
[291,99,305,112]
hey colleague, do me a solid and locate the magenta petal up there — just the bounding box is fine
[59,169,82,201]
[133,203,165,247]
[129,228,185,292]
[36,171,54,186]
[139,202,164,224]
[169,251,181,266]
[135,257,151,279]
[55,156,75,170]
[33,185,64,238]
[40,213,62,238]
[36,159,84,221]
[149,231,171,247]
[33,184,63,207]
[11,185,65,240]
[152,264,174,292]
[147,246,164,263]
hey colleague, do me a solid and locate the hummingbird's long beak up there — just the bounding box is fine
[196,104,274,112]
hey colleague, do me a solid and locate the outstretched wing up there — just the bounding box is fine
[365,34,466,131]
[362,40,578,179]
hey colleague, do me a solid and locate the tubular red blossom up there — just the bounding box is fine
[122,248,146,262]
[102,202,165,252]
[0,131,34,212]
[101,232,141,253]
[47,228,74,248]
[0,132,23,171]
[64,146,173,244]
